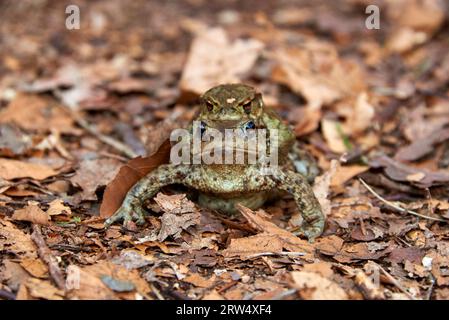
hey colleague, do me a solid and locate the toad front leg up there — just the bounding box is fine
[267,168,324,242]
[104,164,192,228]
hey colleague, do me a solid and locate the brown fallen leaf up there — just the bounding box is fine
[370,155,449,188]
[20,258,48,278]
[71,158,122,202]
[180,27,264,96]
[321,119,347,153]
[100,139,171,217]
[333,241,395,263]
[290,271,348,300]
[12,204,50,225]
[271,42,365,110]
[385,0,446,53]
[344,92,376,136]
[24,278,63,300]
[0,158,58,180]
[234,205,314,259]
[156,193,201,241]
[0,124,32,157]
[0,219,37,258]
[330,164,369,192]
[183,273,217,288]
[314,235,345,256]
[0,93,78,134]
[222,234,285,260]
[395,128,449,162]
[46,199,71,216]
[0,260,31,292]
[66,261,151,300]
[293,107,322,137]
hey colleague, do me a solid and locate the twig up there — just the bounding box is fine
[31,225,66,290]
[425,274,435,300]
[359,178,446,222]
[246,251,305,259]
[53,93,137,158]
[269,288,297,300]
[374,263,417,300]
[150,283,165,300]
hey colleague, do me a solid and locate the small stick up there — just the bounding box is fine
[246,251,305,259]
[374,263,417,300]
[359,178,445,222]
[150,283,165,300]
[31,225,66,290]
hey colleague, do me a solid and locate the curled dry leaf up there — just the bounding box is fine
[180,27,264,95]
[395,128,449,162]
[100,139,171,217]
[0,94,78,134]
[0,220,37,258]
[0,158,58,180]
[370,155,449,188]
[46,199,71,216]
[290,271,348,300]
[232,205,314,259]
[24,278,64,300]
[12,204,50,225]
[271,42,365,110]
[321,119,347,153]
[155,193,201,242]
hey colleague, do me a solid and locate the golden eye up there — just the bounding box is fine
[205,101,214,112]
[242,101,252,114]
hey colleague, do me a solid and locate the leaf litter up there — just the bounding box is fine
[1,0,449,300]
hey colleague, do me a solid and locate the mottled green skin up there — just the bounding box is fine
[105,84,324,241]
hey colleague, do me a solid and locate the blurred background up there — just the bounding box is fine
[1,0,449,301]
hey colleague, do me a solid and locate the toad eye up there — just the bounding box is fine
[242,101,252,114]
[244,121,256,130]
[205,101,214,112]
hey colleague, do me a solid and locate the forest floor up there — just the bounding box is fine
[1,0,449,300]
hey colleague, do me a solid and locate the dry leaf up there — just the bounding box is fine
[12,204,50,225]
[321,119,347,153]
[345,92,375,135]
[0,158,58,180]
[20,258,48,278]
[156,193,201,241]
[100,139,171,217]
[290,271,348,300]
[0,219,37,258]
[25,278,64,300]
[0,93,77,134]
[235,205,314,259]
[183,273,217,288]
[271,43,365,110]
[180,27,264,95]
[46,199,71,216]
[71,158,122,202]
